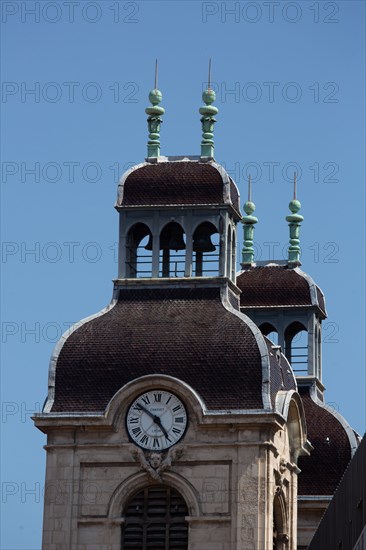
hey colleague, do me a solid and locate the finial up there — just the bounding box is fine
[145,60,165,158]
[241,175,258,267]
[286,173,304,266]
[199,59,218,158]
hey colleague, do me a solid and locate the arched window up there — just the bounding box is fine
[284,322,308,374]
[316,325,322,379]
[192,222,219,277]
[126,223,153,278]
[273,492,289,550]
[121,485,188,549]
[226,226,232,279]
[159,222,186,278]
[231,230,236,281]
[259,322,279,346]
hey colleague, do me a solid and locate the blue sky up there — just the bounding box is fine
[1,1,365,548]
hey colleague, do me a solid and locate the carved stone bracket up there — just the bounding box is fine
[274,458,290,490]
[131,446,184,483]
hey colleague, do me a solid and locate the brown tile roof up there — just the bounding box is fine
[237,265,326,315]
[118,161,240,213]
[298,387,352,495]
[51,287,267,412]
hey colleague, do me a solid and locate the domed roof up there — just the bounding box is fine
[237,264,326,317]
[298,386,358,495]
[46,285,296,414]
[116,157,240,215]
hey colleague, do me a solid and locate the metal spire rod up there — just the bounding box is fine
[286,173,303,265]
[241,175,258,267]
[200,58,217,157]
[154,58,158,90]
[145,61,164,158]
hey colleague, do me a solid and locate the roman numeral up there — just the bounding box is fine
[129,417,139,424]
[140,435,149,445]
[141,395,150,406]
[153,438,160,448]
[172,427,182,435]
[154,393,162,402]
[172,405,182,412]
[166,396,172,404]
[175,417,184,423]
[132,427,142,436]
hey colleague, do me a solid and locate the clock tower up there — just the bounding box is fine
[34,83,311,550]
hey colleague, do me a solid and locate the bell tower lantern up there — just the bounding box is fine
[238,179,327,391]
[116,80,241,285]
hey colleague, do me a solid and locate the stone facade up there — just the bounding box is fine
[35,375,309,550]
[296,498,331,550]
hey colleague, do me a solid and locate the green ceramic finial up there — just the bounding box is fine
[241,175,258,266]
[199,59,218,158]
[145,59,165,158]
[286,173,304,265]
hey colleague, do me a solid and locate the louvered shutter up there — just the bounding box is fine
[122,485,188,549]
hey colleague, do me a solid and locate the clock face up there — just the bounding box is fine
[126,390,187,450]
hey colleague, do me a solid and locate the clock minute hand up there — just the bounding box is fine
[136,404,170,439]
[153,416,170,440]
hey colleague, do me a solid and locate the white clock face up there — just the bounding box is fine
[126,390,187,450]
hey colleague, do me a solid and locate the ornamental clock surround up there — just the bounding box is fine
[126,389,188,451]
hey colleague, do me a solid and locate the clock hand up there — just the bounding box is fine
[136,404,170,439]
[153,416,170,439]
[135,403,156,421]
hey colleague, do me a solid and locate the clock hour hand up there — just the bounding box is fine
[136,404,170,439]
